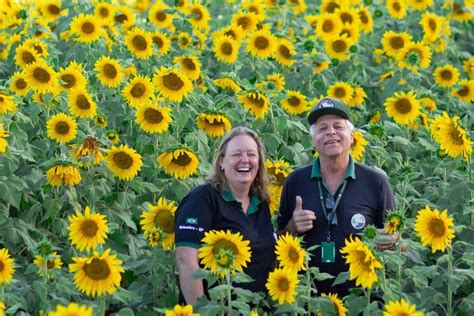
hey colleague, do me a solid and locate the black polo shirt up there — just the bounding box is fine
[277,157,395,295]
[175,183,276,294]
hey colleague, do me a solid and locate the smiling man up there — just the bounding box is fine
[277,97,396,296]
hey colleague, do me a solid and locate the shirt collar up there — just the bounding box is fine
[221,189,261,215]
[311,156,356,180]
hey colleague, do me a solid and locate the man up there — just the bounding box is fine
[277,97,397,296]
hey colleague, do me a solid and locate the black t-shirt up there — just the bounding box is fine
[277,160,395,296]
[175,183,276,294]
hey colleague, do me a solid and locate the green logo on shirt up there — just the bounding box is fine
[186,217,198,225]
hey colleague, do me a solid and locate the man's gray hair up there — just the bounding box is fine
[310,119,354,137]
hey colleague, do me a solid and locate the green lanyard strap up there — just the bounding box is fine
[317,179,348,242]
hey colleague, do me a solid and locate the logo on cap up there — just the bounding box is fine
[319,99,334,108]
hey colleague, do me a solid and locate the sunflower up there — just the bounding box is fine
[231,13,258,36]
[243,1,266,21]
[350,131,368,161]
[213,35,239,64]
[95,56,123,88]
[385,210,404,235]
[266,267,299,305]
[125,27,153,59]
[315,13,342,41]
[24,60,58,93]
[320,0,341,13]
[387,0,407,20]
[383,298,424,316]
[0,93,17,116]
[266,159,293,186]
[165,304,199,316]
[415,205,455,253]
[149,2,175,29]
[0,124,9,154]
[174,56,201,81]
[327,82,354,104]
[214,25,244,43]
[335,7,360,26]
[0,301,4,316]
[49,303,93,316]
[198,230,251,277]
[320,293,347,316]
[135,104,172,134]
[94,2,115,26]
[384,91,420,126]
[274,38,296,67]
[69,248,123,297]
[67,90,97,118]
[431,112,472,160]
[280,90,309,115]
[39,0,65,22]
[433,64,460,88]
[407,0,433,11]
[347,86,367,107]
[114,6,135,28]
[196,113,232,137]
[33,252,62,278]
[446,1,474,22]
[22,38,49,58]
[275,232,306,273]
[9,71,30,96]
[381,31,412,58]
[70,14,102,43]
[14,45,40,68]
[340,236,382,288]
[58,61,87,93]
[176,32,192,49]
[68,206,108,252]
[420,12,442,42]
[325,35,351,61]
[214,77,241,92]
[105,145,142,180]
[267,183,283,216]
[357,6,373,33]
[397,41,432,72]
[463,58,474,78]
[238,91,270,119]
[70,136,104,166]
[339,24,360,45]
[151,30,171,55]
[46,164,82,186]
[187,2,210,29]
[266,73,286,91]
[157,148,199,179]
[153,67,193,102]
[140,198,177,250]
[106,131,119,144]
[46,113,78,144]
[121,75,154,109]
[420,97,437,111]
[94,114,107,128]
[287,0,307,14]
[0,248,15,285]
[246,28,277,59]
[451,79,474,103]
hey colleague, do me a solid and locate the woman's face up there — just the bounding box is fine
[219,134,260,190]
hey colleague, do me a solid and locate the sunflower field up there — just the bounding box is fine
[0,0,473,315]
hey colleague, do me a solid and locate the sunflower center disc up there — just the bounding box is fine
[81,22,95,35]
[359,12,368,24]
[357,251,373,272]
[182,58,196,71]
[340,13,352,24]
[133,35,147,51]
[22,51,36,64]
[255,36,269,49]
[212,239,238,255]
[237,17,250,29]
[248,94,265,108]
[99,8,109,17]
[16,79,27,89]
[144,108,163,123]
[113,152,133,169]
[453,3,464,14]
[76,95,91,110]
[153,36,164,48]
[394,98,412,114]
[61,74,76,88]
[393,2,401,11]
[278,278,290,291]
[163,73,184,91]
[81,219,99,237]
[440,70,452,80]
[429,19,437,31]
[47,260,56,269]
[33,67,51,83]
[279,45,291,59]
[334,87,347,98]
[333,39,347,53]
[457,86,469,97]
[154,211,175,233]
[288,246,299,262]
[48,4,60,15]
[390,36,404,49]
[449,126,464,145]
[103,64,118,78]
[224,30,236,39]
[84,258,111,280]
[55,121,70,135]
[221,42,233,55]
[430,218,446,237]
[156,11,167,22]
[115,14,127,23]
[172,152,192,166]
[205,118,225,127]
[287,96,301,107]
[322,20,334,33]
[191,8,203,21]
[0,261,4,271]
[34,45,43,54]
[131,83,146,98]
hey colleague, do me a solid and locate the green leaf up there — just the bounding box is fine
[114,308,134,316]
[332,271,349,286]
[232,272,254,283]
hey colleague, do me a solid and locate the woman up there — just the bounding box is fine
[175,127,276,305]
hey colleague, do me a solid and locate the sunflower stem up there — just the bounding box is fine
[305,255,311,297]
[447,245,453,316]
[153,247,158,307]
[226,269,232,315]
[42,256,49,312]
[99,296,106,316]
[364,288,371,316]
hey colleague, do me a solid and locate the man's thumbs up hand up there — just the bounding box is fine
[287,196,316,234]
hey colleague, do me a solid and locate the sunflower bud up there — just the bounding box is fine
[363,225,378,241]
[331,58,339,66]
[368,124,385,138]
[350,45,358,53]
[36,239,53,256]
[215,249,237,269]
[303,40,315,52]
[385,210,405,234]
[374,10,383,18]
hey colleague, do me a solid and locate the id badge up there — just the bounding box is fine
[321,242,335,263]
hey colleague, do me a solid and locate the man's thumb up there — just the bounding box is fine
[295,196,303,211]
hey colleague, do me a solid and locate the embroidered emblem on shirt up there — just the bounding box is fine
[185,217,198,225]
[351,213,366,230]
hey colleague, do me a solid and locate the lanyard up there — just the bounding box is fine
[317,179,347,242]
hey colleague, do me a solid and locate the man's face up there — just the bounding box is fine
[312,114,353,159]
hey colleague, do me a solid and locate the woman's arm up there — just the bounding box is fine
[175,246,204,305]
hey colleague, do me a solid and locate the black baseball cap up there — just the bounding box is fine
[307,98,351,125]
